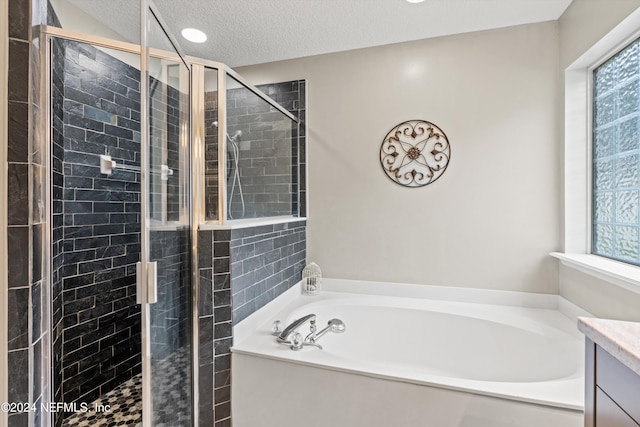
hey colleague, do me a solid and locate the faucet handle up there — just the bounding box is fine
[271,320,283,336]
[290,332,304,350]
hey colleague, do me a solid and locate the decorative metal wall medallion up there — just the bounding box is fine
[380,120,451,188]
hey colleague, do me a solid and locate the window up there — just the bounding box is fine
[553,8,640,293]
[592,38,640,265]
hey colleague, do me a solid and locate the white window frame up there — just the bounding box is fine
[552,7,640,294]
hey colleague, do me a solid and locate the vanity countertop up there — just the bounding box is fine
[578,316,640,377]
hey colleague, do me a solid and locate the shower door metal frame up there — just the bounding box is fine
[40,24,199,427]
[188,57,300,226]
[141,2,195,425]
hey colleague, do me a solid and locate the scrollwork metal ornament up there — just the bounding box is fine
[380,119,451,188]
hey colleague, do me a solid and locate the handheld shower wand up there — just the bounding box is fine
[227,130,245,219]
[210,121,246,219]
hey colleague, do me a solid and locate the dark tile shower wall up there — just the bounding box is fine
[197,79,307,426]
[51,38,143,424]
[226,90,294,219]
[50,35,191,427]
[51,36,66,426]
[197,229,228,427]
[256,81,307,217]
[203,80,306,221]
[6,0,49,426]
[149,79,183,222]
[204,91,219,220]
[197,221,306,427]
[149,229,191,360]
[6,6,306,424]
[50,35,192,422]
[230,221,307,323]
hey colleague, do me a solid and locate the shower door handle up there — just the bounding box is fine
[136,261,158,305]
[146,262,158,304]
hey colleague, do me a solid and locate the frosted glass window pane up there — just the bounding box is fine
[594,159,614,190]
[594,94,616,127]
[593,224,613,256]
[615,154,639,188]
[616,116,639,153]
[614,226,639,261]
[594,127,615,157]
[594,59,615,94]
[594,191,614,223]
[616,41,639,83]
[593,37,640,266]
[617,80,639,118]
[615,190,639,223]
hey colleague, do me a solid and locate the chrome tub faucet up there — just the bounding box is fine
[273,314,345,351]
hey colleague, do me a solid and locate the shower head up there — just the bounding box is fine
[226,130,242,143]
[311,318,346,342]
[327,319,346,333]
[211,121,242,141]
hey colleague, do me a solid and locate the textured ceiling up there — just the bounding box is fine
[66,0,573,67]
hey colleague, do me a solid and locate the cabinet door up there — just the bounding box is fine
[596,388,640,427]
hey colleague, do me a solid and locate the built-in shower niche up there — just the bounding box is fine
[51,37,191,426]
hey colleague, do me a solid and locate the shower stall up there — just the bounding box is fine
[40,2,302,426]
[198,66,301,223]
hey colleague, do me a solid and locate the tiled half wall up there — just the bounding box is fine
[197,219,307,426]
[197,78,307,426]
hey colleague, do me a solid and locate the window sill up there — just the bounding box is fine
[550,252,640,295]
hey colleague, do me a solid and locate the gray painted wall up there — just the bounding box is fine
[238,22,562,294]
[557,0,640,320]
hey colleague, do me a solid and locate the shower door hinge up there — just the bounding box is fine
[136,261,158,305]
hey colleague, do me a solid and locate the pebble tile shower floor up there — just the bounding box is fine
[62,375,142,427]
[62,350,190,427]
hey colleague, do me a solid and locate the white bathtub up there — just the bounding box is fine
[232,279,587,427]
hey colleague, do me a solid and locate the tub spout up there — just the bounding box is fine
[276,314,316,344]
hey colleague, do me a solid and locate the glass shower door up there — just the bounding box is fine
[140,2,192,426]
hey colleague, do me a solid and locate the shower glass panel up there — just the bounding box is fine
[50,37,144,426]
[204,67,219,221]
[143,7,192,427]
[225,74,299,220]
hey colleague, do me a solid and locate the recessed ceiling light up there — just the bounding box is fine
[406,0,425,3]
[181,28,207,43]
